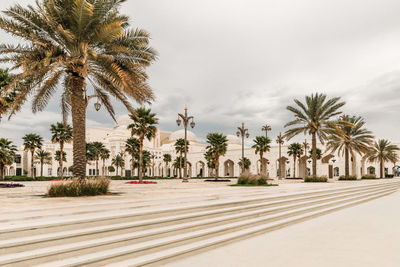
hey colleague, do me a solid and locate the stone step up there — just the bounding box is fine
[1,183,393,254]
[0,182,395,240]
[0,185,396,266]
[33,188,397,267]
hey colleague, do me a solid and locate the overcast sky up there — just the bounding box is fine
[1,0,400,146]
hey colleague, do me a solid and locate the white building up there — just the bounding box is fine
[5,115,399,179]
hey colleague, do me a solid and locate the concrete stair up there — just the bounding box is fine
[0,181,398,267]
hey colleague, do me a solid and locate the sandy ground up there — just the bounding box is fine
[167,188,400,267]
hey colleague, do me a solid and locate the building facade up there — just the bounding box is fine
[4,115,400,179]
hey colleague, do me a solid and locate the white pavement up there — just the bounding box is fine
[168,190,400,267]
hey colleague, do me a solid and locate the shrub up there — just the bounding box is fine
[236,174,270,186]
[338,175,357,181]
[361,174,377,179]
[385,174,394,178]
[47,177,110,197]
[304,176,328,183]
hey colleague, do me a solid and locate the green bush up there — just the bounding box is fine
[4,176,64,181]
[385,174,394,178]
[361,174,377,179]
[304,176,328,183]
[338,175,357,181]
[47,178,110,197]
[236,174,270,186]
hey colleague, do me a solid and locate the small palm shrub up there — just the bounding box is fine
[338,176,357,181]
[237,174,269,186]
[304,176,328,183]
[47,178,110,197]
[361,174,377,179]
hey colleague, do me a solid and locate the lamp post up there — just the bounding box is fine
[261,124,271,139]
[236,122,249,174]
[176,107,195,182]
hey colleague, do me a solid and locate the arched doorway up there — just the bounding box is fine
[224,159,234,177]
[367,166,375,175]
[321,154,335,178]
[196,161,205,177]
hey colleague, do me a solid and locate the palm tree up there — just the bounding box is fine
[134,150,151,177]
[285,93,345,176]
[163,154,172,177]
[112,153,125,177]
[0,138,16,179]
[174,138,189,178]
[55,150,67,176]
[326,115,374,177]
[127,108,158,182]
[204,149,216,176]
[35,149,52,177]
[206,133,228,178]
[252,136,271,175]
[261,124,272,138]
[0,0,157,180]
[368,140,399,178]
[276,132,284,178]
[238,157,251,172]
[23,133,43,178]
[0,68,13,123]
[125,137,140,177]
[86,142,105,176]
[287,143,303,178]
[308,148,322,160]
[50,122,72,178]
[100,148,110,176]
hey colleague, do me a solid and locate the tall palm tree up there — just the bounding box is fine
[163,154,172,177]
[99,148,110,176]
[86,142,105,176]
[368,139,399,178]
[326,115,374,177]
[174,138,189,178]
[23,133,43,178]
[112,153,125,177]
[276,132,284,178]
[0,0,157,180]
[285,93,345,176]
[204,149,216,176]
[35,149,52,177]
[287,143,303,178]
[252,136,271,175]
[0,138,16,179]
[127,108,158,182]
[55,150,67,176]
[134,150,151,177]
[206,133,228,178]
[125,137,140,177]
[50,122,72,178]
[0,68,13,123]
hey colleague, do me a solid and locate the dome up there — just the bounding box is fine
[227,134,241,145]
[169,129,198,143]
[116,114,131,126]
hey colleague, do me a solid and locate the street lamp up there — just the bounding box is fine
[176,107,195,182]
[237,122,249,174]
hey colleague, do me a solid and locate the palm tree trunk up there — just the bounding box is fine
[311,131,317,177]
[95,159,99,177]
[116,166,119,176]
[131,155,134,178]
[278,143,282,179]
[293,155,296,178]
[179,153,182,178]
[380,159,384,178]
[60,142,64,178]
[215,155,219,178]
[71,76,87,181]
[139,138,144,182]
[31,150,34,178]
[345,147,349,177]
[40,161,43,177]
[0,163,4,180]
[102,159,105,176]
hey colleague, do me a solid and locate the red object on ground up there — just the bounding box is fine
[125,181,157,184]
[50,179,72,181]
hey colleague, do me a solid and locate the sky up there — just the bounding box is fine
[1,0,400,146]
